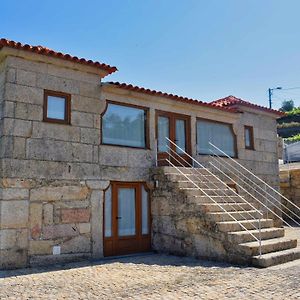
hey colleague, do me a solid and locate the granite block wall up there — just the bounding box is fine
[0,53,281,269]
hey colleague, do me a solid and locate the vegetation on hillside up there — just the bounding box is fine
[277,121,300,128]
[284,133,300,143]
[285,107,300,115]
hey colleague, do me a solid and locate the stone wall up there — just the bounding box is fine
[151,168,251,265]
[0,177,109,269]
[280,167,300,220]
[0,51,281,269]
[0,55,151,269]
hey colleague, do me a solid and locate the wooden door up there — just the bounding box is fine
[156,111,192,166]
[103,182,151,256]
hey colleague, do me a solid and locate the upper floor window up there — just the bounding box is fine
[197,119,236,157]
[43,90,71,124]
[244,126,254,150]
[102,102,148,148]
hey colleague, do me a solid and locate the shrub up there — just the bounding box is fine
[284,133,300,143]
[286,107,300,116]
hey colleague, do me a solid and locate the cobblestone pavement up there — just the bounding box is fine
[0,254,300,300]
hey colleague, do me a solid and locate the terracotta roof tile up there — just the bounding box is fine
[105,82,238,113]
[211,95,285,116]
[0,38,117,75]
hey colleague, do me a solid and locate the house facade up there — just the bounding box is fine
[0,39,287,269]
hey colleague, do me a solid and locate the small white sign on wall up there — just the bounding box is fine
[53,245,61,255]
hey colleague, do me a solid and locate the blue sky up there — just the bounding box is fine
[2,0,300,109]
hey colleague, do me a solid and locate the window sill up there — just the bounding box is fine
[197,153,238,159]
[43,118,71,125]
[101,143,150,150]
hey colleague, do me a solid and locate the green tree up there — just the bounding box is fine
[280,99,295,112]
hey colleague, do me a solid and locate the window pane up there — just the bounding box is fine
[47,96,66,120]
[197,120,235,157]
[158,116,169,152]
[104,186,112,237]
[102,104,146,147]
[118,188,136,236]
[175,119,186,153]
[142,185,149,235]
[245,128,251,148]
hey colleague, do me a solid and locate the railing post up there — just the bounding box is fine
[155,139,158,167]
[259,212,262,258]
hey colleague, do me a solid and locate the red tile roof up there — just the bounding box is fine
[105,82,237,113]
[211,95,285,116]
[0,38,117,75]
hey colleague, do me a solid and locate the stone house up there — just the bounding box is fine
[0,38,298,270]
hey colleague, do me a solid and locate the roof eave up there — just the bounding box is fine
[102,82,239,114]
[0,39,117,77]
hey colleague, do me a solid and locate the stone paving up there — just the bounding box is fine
[0,253,300,300]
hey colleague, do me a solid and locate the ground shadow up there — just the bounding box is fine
[0,252,252,279]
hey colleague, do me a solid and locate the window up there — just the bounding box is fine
[102,102,148,148]
[43,90,71,124]
[197,119,236,157]
[244,126,254,150]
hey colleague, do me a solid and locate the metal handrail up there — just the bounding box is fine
[164,155,262,248]
[165,138,263,217]
[208,142,300,226]
[209,158,295,227]
[166,146,263,228]
[210,147,299,221]
[209,154,300,227]
[157,138,263,256]
[209,142,300,214]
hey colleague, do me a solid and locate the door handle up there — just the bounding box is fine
[116,216,122,220]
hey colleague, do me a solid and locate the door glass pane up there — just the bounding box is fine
[118,188,136,236]
[158,116,169,152]
[175,119,186,153]
[104,186,112,237]
[142,185,149,235]
[47,96,66,120]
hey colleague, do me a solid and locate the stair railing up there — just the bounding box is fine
[159,137,263,256]
[208,142,300,227]
[165,145,263,227]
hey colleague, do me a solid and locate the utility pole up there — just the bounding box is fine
[268,87,282,109]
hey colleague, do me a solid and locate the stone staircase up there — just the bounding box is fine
[151,166,300,267]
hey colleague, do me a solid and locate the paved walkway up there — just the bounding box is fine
[1,253,300,300]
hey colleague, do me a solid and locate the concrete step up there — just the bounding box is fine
[191,195,245,203]
[239,237,297,256]
[165,173,221,183]
[178,186,235,196]
[252,247,300,267]
[162,166,209,175]
[227,227,285,244]
[200,202,253,213]
[217,219,274,232]
[175,180,226,189]
[206,210,262,222]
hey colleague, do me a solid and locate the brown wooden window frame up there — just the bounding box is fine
[43,90,71,125]
[244,125,254,150]
[101,100,150,150]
